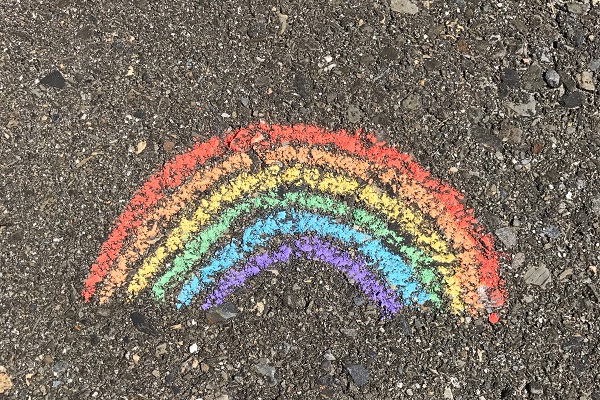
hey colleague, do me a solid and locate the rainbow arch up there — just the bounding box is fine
[83,122,506,318]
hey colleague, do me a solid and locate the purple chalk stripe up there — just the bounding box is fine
[201,236,402,314]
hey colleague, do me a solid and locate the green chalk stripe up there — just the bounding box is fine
[152,190,442,305]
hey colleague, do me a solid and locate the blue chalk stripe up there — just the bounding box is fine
[176,209,429,307]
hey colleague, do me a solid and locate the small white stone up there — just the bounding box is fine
[189,343,198,354]
[254,301,265,316]
[444,387,454,400]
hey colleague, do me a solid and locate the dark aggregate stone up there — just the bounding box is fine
[501,68,520,88]
[561,335,584,352]
[132,110,146,119]
[559,91,586,108]
[558,70,578,91]
[423,58,442,72]
[556,11,587,47]
[129,312,159,336]
[40,70,66,89]
[206,302,239,324]
[501,386,516,398]
[379,46,399,61]
[293,72,313,101]
[397,316,412,337]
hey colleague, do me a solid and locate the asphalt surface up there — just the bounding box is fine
[1,0,600,398]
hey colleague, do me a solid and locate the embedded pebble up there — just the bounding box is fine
[340,328,358,338]
[255,360,277,384]
[130,311,159,336]
[40,70,66,89]
[524,265,551,287]
[566,2,587,15]
[444,387,454,399]
[576,71,596,92]
[526,381,543,395]
[155,343,168,357]
[559,91,585,108]
[390,0,419,14]
[0,366,12,395]
[506,97,537,116]
[541,225,561,239]
[522,64,545,91]
[591,197,600,216]
[558,268,573,281]
[206,302,239,324]
[52,360,68,375]
[345,364,369,386]
[401,93,422,110]
[495,227,518,248]
[544,69,561,88]
[502,68,519,87]
[512,252,526,269]
[347,105,362,123]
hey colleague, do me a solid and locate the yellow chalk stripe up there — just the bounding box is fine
[438,266,463,312]
[127,165,459,309]
[301,173,452,258]
[304,171,462,312]
[99,153,253,303]
[128,165,280,292]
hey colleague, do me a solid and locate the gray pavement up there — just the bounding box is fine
[1,0,599,398]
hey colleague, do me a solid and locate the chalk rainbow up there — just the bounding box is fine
[83,122,506,319]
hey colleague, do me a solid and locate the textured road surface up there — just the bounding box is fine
[1,0,599,398]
